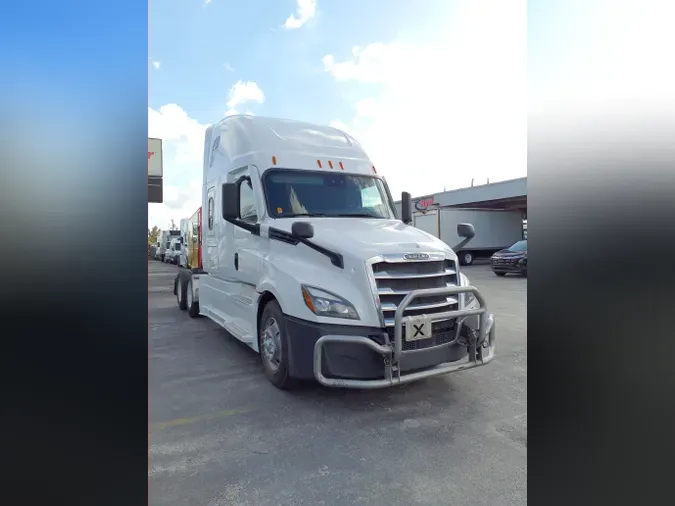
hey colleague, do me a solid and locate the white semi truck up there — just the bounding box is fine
[179,218,189,267]
[158,229,180,262]
[174,115,495,390]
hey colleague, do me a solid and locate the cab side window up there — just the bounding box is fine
[239,180,258,223]
[207,196,215,230]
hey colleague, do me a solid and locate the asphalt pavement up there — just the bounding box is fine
[149,259,527,506]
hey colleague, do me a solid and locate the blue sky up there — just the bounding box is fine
[149,0,529,228]
[150,0,451,124]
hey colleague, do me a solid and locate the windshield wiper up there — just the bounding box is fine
[331,213,380,218]
[283,212,382,218]
[283,213,329,218]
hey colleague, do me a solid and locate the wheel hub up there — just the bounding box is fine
[261,318,281,371]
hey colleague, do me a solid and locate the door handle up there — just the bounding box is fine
[234,252,239,270]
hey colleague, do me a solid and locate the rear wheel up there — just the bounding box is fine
[186,279,199,318]
[259,300,295,390]
[494,271,507,277]
[176,277,187,310]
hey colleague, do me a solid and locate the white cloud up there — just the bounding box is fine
[324,1,527,198]
[223,62,234,72]
[148,104,209,229]
[283,0,316,30]
[226,80,265,115]
[152,61,161,70]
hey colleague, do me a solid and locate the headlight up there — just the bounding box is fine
[301,285,360,320]
[459,273,476,307]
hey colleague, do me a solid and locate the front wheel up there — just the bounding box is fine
[259,300,296,390]
[494,271,507,277]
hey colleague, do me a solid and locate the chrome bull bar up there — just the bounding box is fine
[313,286,496,389]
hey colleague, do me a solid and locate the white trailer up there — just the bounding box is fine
[173,115,496,390]
[413,208,523,265]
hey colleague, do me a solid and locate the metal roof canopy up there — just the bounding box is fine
[148,138,164,203]
[396,177,526,212]
[148,176,163,203]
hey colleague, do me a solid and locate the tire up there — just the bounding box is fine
[258,300,296,390]
[186,279,200,318]
[461,251,474,266]
[494,271,507,277]
[176,277,187,310]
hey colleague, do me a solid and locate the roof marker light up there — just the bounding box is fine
[372,166,377,174]
[328,160,334,169]
[317,160,322,168]
[339,161,344,170]
[272,156,277,165]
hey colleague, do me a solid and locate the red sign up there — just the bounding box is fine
[148,151,155,160]
[414,197,435,211]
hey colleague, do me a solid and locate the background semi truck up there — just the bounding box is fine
[158,230,180,262]
[179,219,189,267]
[172,115,496,390]
[413,208,523,265]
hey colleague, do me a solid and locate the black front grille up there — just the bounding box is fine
[372,258,460,350]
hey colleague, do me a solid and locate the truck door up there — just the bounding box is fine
[228,166,262,337]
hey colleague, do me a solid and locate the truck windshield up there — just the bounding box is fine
[263,169,395,219]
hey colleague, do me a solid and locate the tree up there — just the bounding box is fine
[148,226,161,245]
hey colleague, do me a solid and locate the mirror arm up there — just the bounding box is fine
[451,237,473,253]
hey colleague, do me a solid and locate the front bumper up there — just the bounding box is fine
[300,286,495,389]
[490,258,527,273]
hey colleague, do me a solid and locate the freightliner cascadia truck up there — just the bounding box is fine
[174,115,495,390]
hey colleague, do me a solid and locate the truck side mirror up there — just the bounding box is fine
[451,223,476,253]
[457,223,475,239]
[291,221,314,239]
[222,182,240,220]
[401,191,412,224]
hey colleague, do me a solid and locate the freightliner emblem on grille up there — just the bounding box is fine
[404,253,430,261]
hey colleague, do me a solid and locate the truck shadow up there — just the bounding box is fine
[218,327,470,412]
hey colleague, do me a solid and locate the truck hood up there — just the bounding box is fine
[268,218,455,260]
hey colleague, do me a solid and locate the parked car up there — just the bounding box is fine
[490,239,527,277]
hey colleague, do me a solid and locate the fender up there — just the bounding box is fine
[254,279,286,353]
